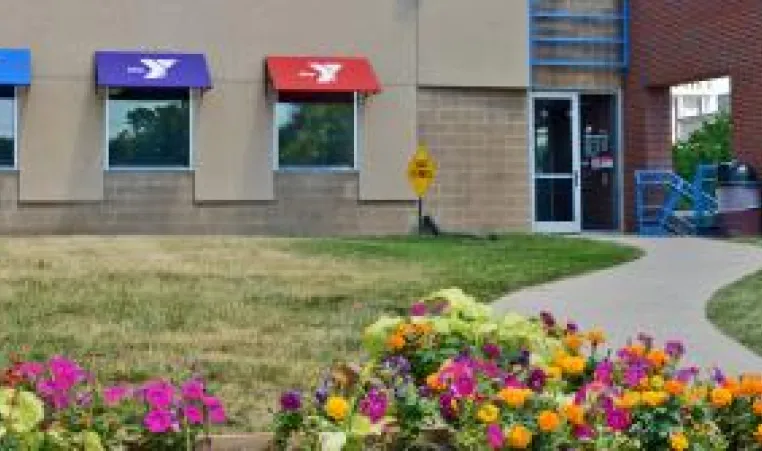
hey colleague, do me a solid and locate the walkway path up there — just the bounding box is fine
[493,236,762,374]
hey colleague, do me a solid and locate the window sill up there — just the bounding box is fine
[105,167,194,173]
[0,167,18,172]
[275,167,358,174]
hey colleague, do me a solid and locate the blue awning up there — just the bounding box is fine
[0,49,31,86]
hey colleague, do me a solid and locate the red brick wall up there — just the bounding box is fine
[625,0,762,229]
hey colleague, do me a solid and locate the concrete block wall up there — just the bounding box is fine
[417,88,530,232]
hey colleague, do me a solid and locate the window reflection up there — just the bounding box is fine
[0,87,15,168]
[277,101,354,168]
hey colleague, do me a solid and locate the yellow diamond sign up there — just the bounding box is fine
[407,145,437,197]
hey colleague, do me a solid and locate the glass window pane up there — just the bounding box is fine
[534,98,572,174]
[277,102,354,168]
[108,89,190,168]
[0,87,15,168]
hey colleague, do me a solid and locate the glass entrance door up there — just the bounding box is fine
[532,93,581,233]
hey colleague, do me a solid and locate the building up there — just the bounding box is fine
[0,0,644,236]
[671,77,730,142]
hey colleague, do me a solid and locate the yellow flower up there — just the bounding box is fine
[686,386,708,405]
[507,424,533,449]
[642,391,669,407]
[552,350,569,367]
[587,328,606,346]
[670,432,689,450]
[537,410,561,432]
[755,424,762,444]
[545,366,562,380]
[415,322,433,335]
[710,387,734,408]
[650,375,665,389]
[325,396,349,421]
[498,388,532,408]
[560,356,586,376]
[563,334,584,352]
[665,379,686,396]
[615,391,641,410]
[476,403,500,424]
[561,403,585,426]
[646,349,669,368]
[753,399,762,416]
[386,333,405,351]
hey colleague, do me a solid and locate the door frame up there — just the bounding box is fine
[530,91,582,233]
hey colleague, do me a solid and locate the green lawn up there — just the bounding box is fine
[0,235,639,431]
[708,239,762,356]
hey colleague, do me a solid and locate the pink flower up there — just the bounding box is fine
[103,385,130,407]
[208,405,226,424]
[183,404,204,425]
[202,395,222,408]
[144,409,173,433]
[48,356,85,389]
[143,380,175,409]
[18,362,44,380]
[181,379,205,400]
[410,302,427,316]
[486,424,503,449]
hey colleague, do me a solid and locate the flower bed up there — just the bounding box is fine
[273,288,762,450]
[0,354,226,450]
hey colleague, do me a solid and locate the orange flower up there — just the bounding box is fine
[564,334,584,352]
[561,403,585,426]
[507,424,532,449]
[710,387,734,408]
[587,328,606,346]
[537,410,561,432]
[396,323,416,336]
[755,424,762,444]
[386,333,405,351]
[629,343,646,357]
[741,375,762,396]
[426,373,445,391]
[646,349,669,368]
[753,399,762,416]
[723,377,741,396]
[665,380,686,396]
[615,391,641,409]
[560,356,586,376]
[499,387,532,408]
[415,322,433,335]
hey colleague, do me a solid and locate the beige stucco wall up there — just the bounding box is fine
[418,0,529,88]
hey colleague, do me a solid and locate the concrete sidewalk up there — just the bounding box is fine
[493,236,762,374]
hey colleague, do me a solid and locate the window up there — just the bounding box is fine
[0,87,16,168]
[275,93,357,169]
[107,88,191,168]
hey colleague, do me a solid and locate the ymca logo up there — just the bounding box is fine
[126,59,178,80]
[298,63,342,84]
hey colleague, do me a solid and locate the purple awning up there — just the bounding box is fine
[95,51,212,89]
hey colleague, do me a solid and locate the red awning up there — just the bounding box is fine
[266,56,381,94]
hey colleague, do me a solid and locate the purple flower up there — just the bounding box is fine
[665,340,685,359]
[315,386,329,405]
[539,311,556,328]
[183,404,204,425]
[181,379,205,401]
[36,378,55,397]
[637,333,654,349]
[382,355,411,375]
[479,360,501,378]
[143,380,175,410]
[594,360,614,385]
[359,388,388,423]
[279,390,302,411]
[486,423,504,449]
[103,385,130,407]
[76,392,93,408]
[432,302,449,315]
[675,366,700,383]
[624,364,647,388]
[712,367,726,384]
[606,408,630,431]
[144,409,173,433]
[439,393,457,420]
[573,424,596,440]
[566,322,579,334]
[512,349,530,366]
[410,302,427,316]
[528,368,546,392]
[482,343,501,360]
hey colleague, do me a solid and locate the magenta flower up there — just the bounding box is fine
[181,379,205,401]
[279,390,302,411]
[606,408,630,431]
[410,302,427,316]
[103,385,130,407]
[623,364,647,388]
[539,311,556,328]
[144,409,174,433]
[574,424,596,440]
[143,380,175,409]
[482,343,501,359]
[48,356,85,389]
[208,405,227,424]
[18,362,44,381]
[665,340,685,359]
[439,393,457,420]
[202,395,222,408]
[594,360,614,385]
[359,389,388,423]
[528,368,546,392]
[183,404,204,425]
[486,423,504,449]
[452,373,476,398]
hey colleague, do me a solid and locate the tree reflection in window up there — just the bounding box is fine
[277,98,354,168]
[0,87,15,168]
[108,89,190,168]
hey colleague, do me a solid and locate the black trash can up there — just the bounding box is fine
[716,161,761,236]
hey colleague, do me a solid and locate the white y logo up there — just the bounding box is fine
[140,59,178,79]
[309,63,342,84]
